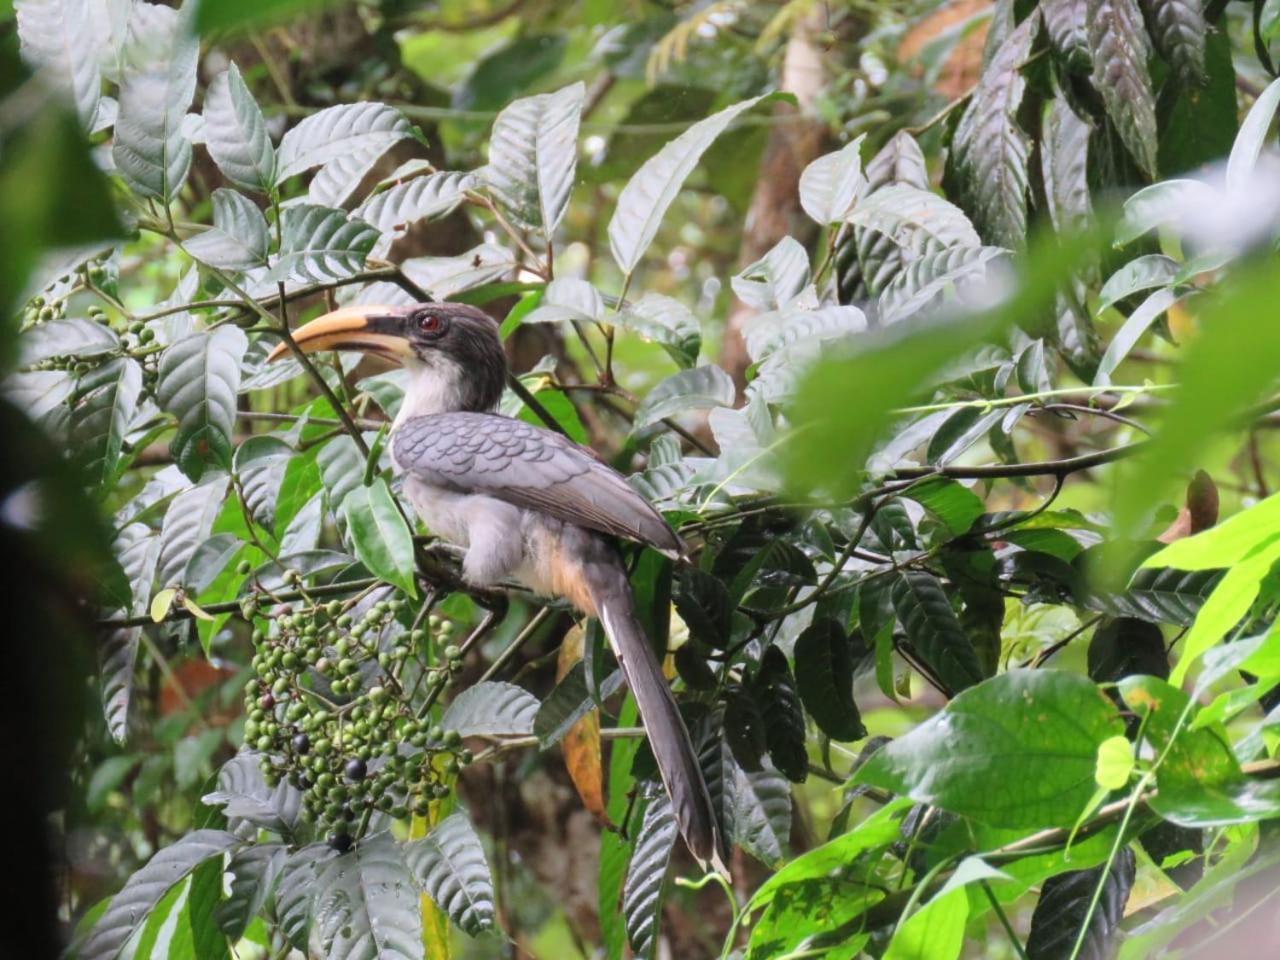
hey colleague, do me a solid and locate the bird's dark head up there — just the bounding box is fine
[269,302,507,415]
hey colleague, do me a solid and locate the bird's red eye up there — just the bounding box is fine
[417,313,441,333]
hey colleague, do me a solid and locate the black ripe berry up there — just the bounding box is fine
[293,734,311,755]
[328,832,353,853]
[344,758,368,782]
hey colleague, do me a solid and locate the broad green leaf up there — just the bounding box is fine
[732,235,808,309]
[1093,288,1184,386]
[609,94,769,275]
[317,435,364,519]
[275,843,337,950]
[156,479,225,588]
[754,647,808,783]
[202,62,275,193]
[404,812,496,936]
[891,570,983,693]
[233,435,294,530]
[727,756,791,867]
[80,830,241,960]
[275,102,415,183]
[846,184,981,252]
[1121,675,1280,825]
[187,855,230,960]
[522,277,604,324]
[195,0,338,33]
[533,661,624,747]
[306,141,386,209]
[69,357,142,490]
[184,188,269,271]
[794,618,865,742]
[1097,254,1179,313]
[181,533,242,594]
[749,797,912,910]
[1227,76,1280,191]
[353,171,473,251]
[798,136,866,224]
[879,246,1007,326]
[1146,0,1207,87]
[1043,0,1090,69]
[1146,489,1280,572]
[15,0,101,129]
[312,831,422,959]
[101,626,140,743]
[882,884,968,960]
[1088,0,1158,177]
[215,842,284,940]
[1025,850,1135,960]
[622,795,676,960]
[1041,91,1093,233]
[903,477,985,534]
[949,12,1039,247]
[1087,616,1169,681]
[400,243,516,300]
[614,293,702,368]
[1086,566,1221,625]
[1115,179,1213,245]
[742,303,866,363]
[20,317,118,365]
[632,364,734,429]
[482,81,584,235]
[340,478,418,598]
[112,2,198,201]
[441,681,539,737]
[855,670,1123,828]
[156,327,248,480]
[271,205,379,283]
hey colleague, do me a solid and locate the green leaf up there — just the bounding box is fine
[1043,0,1090,71]
[482,81,584,235]
[609,94,769,274]
[1025,850,1135,960]
[632,364,734,429]
[340,479,418,598]
[949,12,1039,247]
[672,567,733,649]
[1088,0,1158,177]
[101,627,140,744]
[441,681,539,737]
[1147,490,1280,573]
[1086,566,1221,625]
[1145,0,1207,87]
[275,102,415,183]
[891,570,983,693]
[453,32,567,112]
[794,618,865,742]
[112,2,198,201]
[754,647,808,783]
[879,247,1007,326]
[1087,616,1169,681]
[1157,26,1237,175]
[1041,94,1093,234]
[400,243,516,300]
[19,317,119,364]
[234,435,293,530]
[271,204,379,283]
[187,855,230,960]
[157,327,248,481]
[14,0,102,129]
[1097,254,1179,313]
[312,831,422,958]
[184,188,270,271]
[1227,76,1280,191]
[317,435,363,519]
[882,884,968,960]
[534,661,624,747]
[743,303,867,363]
[522,277,604,324]
[727,755,792,867]
[353,171,473,251]
[1095,735,1135,789]
[202,62,276,193]
[404,812,496,936]
[622,795,676,960]
[274,843,336,950]
[732,236,813,312]
[1115,179,1211,245]
[614,293,702,369]
[80,830,242,960]
[847,184,981,252]
[1121,675,1280,825]
[216,842,284,939]
[855,670,1124,828]
[69,357,143,490]
[903,477,985,535]
[1094,288,1184,386]
[798,136,867,224]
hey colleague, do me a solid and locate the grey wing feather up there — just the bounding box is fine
[393,412,686,555]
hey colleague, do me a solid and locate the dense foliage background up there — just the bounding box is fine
[7,0,1280,957]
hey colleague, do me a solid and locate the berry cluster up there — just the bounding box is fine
[241,570,472,849]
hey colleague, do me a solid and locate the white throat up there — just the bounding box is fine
[392,358,468,432]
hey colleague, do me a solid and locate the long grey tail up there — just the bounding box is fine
[585,554,725,872]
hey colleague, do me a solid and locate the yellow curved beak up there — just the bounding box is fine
[266,305,413,363]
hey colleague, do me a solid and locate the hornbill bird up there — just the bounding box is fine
[269,301,724,870]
